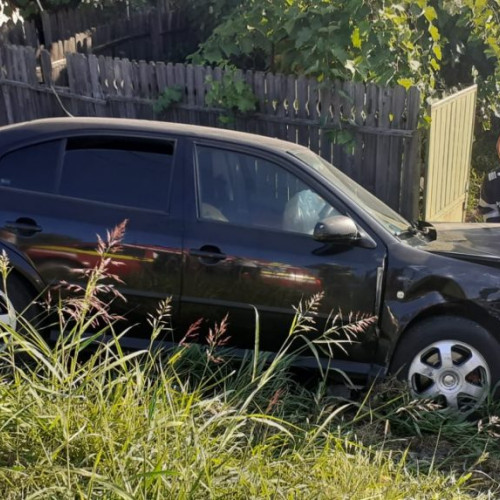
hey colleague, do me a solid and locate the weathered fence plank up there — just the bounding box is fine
[319,85,331,161]
[309,79,320,154]
[3,4,189,66]
[375,86,392,205]
[401,87,421,220]
[387,85,406,209]
[351,82,364,183]
[253,71,265,136]
[296,76,308,147]
[0,47,13,124]
[194,65,206,126]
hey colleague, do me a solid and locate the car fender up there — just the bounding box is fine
[377,242,500,367]
[0,239,45,294]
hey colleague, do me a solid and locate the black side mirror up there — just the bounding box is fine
[313,215,358,242]
[313,215,376,248]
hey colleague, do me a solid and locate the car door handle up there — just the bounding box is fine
[5,219,42,236]
[190,246,227,264]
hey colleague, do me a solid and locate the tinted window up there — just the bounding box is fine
[59,137,174,211]
[0,140,61,193]
[196,145,339,234]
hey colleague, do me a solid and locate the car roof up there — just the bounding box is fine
[0,117,306,156]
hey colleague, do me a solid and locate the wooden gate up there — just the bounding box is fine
[424,85,477,222]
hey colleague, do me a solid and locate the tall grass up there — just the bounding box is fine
[0,224,498,498]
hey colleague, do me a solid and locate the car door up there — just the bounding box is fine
[0,134,185,343]
[180,142,387,363]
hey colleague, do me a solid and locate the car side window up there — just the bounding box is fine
[0,140,61,193]
[59,137,175,211]
[195,145,340,235]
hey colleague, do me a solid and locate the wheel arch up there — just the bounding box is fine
[388,301,500,371]
[7,268,42,302]
[387,311,500,411]
[0,242,45,298]
[0,248,49,331]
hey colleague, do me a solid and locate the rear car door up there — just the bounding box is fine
[180,142,387,365]
[0,133,184,343]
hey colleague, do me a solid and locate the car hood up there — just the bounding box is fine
[424,222,500,264]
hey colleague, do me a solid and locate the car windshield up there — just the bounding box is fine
[290,149,411,237]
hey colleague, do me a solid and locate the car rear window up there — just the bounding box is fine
[59,137,175,211]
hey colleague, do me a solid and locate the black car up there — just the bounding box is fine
[1,117,500,411]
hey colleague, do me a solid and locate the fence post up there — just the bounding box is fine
[41,11,53,48]
[0,47,14,125]
[40,50,53,86]
[150,12,161,61]
[400,87,421,221]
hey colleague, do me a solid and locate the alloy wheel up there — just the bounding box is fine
[408,339,490,412]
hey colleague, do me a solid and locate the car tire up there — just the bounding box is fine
[390,316,500,413]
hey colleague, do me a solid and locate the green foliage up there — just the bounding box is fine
[192,0,443,92]
[205,69,257,124]
[153,85,183,116]
[455,0,500,128]
[190,0,500,127]
[330,129,355,153]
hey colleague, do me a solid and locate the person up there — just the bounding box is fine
[478,135,500,222]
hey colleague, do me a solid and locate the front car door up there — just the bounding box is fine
[181,142,387,371]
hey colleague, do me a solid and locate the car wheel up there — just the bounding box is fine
[390,316,500,413]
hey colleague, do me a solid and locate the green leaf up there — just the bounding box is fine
[397,78,413,90]
[333,129,354,145]
[423,6,437,22]
[296,27,313,48]
[428,24,440,42]
[433,44,442,61]
[351,27,362,49]
[239,36,254,55]
[331,46,348,63]
[430,58,440,71]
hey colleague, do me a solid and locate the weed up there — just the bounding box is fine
[205,67,257,124]
[153,86,184,118]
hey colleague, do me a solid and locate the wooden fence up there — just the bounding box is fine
[0,16,39,47]
[0,4,124,48]
[0,2,191,73]
[0,44,421,220]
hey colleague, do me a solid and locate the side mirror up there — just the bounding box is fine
[313,215,358,242]
[313,215,376,249]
